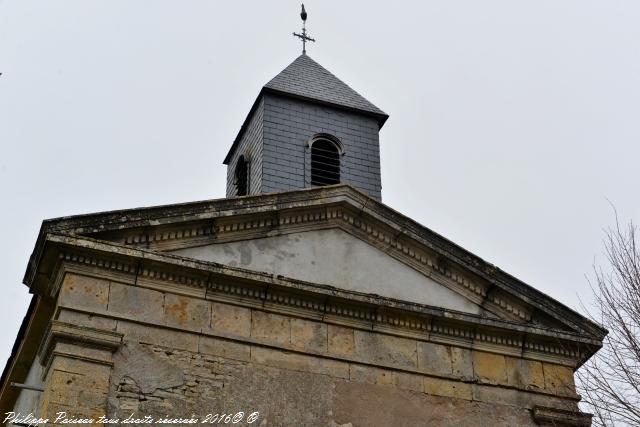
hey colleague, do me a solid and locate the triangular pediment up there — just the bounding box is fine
[170,228,490,316]
[25,185,606,340]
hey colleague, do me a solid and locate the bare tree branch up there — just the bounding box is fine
[578,216,640,427]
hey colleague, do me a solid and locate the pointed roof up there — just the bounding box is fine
[265,54,387,119]
[224,55,388,164]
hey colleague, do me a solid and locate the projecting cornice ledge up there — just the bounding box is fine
[532,406,593,427]
[22,185,607,342]
[33,233,602,367]
[39,320,124,377]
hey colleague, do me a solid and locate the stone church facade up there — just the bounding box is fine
[1,54,605,426]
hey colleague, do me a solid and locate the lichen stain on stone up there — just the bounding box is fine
[83,282,107,305]
[166,297,189,325]
[65,274,76,291]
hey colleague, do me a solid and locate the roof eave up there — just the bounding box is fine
[223,89,265,165]
[264,87,389,127]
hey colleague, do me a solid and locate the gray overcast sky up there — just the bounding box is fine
[0,0,639,370]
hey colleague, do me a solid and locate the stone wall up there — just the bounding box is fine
[21,270,586,426]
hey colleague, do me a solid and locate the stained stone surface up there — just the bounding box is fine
[172,228,486,315]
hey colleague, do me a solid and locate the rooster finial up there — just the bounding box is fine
[293,4,315,54]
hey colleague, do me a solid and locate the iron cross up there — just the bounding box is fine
[293,4,315,54]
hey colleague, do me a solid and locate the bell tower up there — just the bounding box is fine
[223,8,388,200]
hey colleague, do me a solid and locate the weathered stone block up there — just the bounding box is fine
[251,310,291,345]
[473,351,508,384]
[417,341,452,376]
[354,330,417,370]
[349,364,393,385]
[473,382,578,411]
[110,342,185,396]
[328,325,354,356]
[393,371,424,392]
[58,273,109,310]
[210,302,251,337]
[76,389,109,410]
[543,363,576,396]
[46,371,82,406]
[334,380,537,427]
[40,402,75,425]
[199,335,250,361]
[506,357,545,391]
[251,347,349,379]
[108,282,164,324]
[164,293,210,330]
[53,342,113,366]
[451,346,473,380]
[56,309,117,331]
[472,384,524,407]
[290,318,327,352]
[49,357,112,387]
[43,359,111,414]
[423,376,472,400]
[117,321,198,352]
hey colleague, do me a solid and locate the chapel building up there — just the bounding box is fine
[0,49,605,426]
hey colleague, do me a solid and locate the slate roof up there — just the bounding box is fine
[224,54,388,164]
[264,54,387,118]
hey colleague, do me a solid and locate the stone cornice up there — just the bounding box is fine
[532,406,593,426]
[36,233,601,367]
[23,186,606,342]
[97,205,533,324]
[39,320,123,377]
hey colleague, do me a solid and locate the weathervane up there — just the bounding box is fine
[293,4,315,55]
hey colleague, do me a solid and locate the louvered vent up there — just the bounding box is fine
[235,156,248,196]
[311,139,340,186]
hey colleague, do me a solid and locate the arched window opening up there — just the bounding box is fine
[311,139,340,186]
[235,156,248,196]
